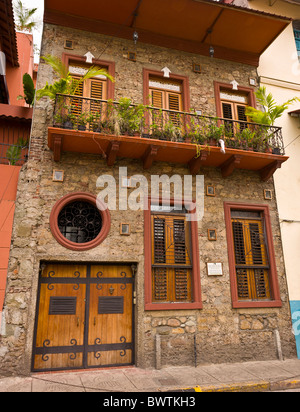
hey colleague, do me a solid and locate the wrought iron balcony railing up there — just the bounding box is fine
[53,94,285,156]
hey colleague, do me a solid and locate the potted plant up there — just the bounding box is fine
[240,128,256,151]
[206,121,225,146]
[76,112,88,131]
[245,86,300,126]
[115,98,145,136]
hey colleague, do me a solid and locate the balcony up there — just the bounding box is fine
[48,94,288,181]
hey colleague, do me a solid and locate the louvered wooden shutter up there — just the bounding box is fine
[168,93,182,127]
[232,217,271,301]
[151,214,192,303]
[232,222,246,265]
[237,105,247,122]
[168,93,180,112]
[70,76,84,118]
[153,218,166,263]
[90,79,104,116]
[151,90,163,109]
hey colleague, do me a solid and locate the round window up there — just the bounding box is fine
[50,193,111,251]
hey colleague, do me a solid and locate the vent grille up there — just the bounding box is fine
[98,297,124,314]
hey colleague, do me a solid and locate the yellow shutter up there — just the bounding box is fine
[168,93,181,112]
[232,218,271,301]
[151,90,163,109]
[89,79,106,117]
[70,76,84,118]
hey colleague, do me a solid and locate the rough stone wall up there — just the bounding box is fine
[0,24,296,374]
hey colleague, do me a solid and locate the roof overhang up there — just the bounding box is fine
[44,0,291,66]
[288,108,300,117]
[0,0,19,67]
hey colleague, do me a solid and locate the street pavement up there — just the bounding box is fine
[0,358,300,392]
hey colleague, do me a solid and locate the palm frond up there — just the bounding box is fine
[41,55,69,79]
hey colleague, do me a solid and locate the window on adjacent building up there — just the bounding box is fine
[224,202,282,309]
[294,29,300,60]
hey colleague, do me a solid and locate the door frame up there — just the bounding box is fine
[31,262,136,372]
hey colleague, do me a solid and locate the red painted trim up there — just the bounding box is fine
[214,81,256,118]
[50,192,111,251]
[144,196,202,311]
[224,202,282,309]
[62,53,115,100]
[143,68,190,112]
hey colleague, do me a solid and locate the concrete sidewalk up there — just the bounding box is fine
[1,359,300,392]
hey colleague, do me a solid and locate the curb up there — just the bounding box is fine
[168,378,300,393]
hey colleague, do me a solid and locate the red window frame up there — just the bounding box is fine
[50,192,111,251]
[144,197,202,311]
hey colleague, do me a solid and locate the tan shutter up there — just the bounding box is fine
[90,80,103,100]
[70,76,84,118]
[168,93,182,128]
[153,217,166,264]
[151,90,163,109]
[153,268,168,301]
[232,221,246,265]
[168,93,181,112]
[222,102,233,119]
[89,79,106,118]
[237,105,247,122]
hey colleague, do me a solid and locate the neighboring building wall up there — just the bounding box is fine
[0,25,33,339]
[0,23,296,373]
[251,0,300,358]
[0,166,21,335]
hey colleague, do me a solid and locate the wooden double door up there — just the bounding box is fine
[32,263,135,372]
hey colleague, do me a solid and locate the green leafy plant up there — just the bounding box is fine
[245,86,300,126]
[6,137,29,165]
[17,73,35,106]
[114,98,145,136]
[14,0,39,33]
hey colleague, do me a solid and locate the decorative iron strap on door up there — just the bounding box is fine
[231,210,271,301]
[32,263,135,372]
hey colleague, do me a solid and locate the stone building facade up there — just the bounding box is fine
[0,15,297,374]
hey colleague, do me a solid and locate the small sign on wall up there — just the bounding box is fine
[207,263,223,277]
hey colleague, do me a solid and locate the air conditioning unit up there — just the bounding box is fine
[0,52,6,76]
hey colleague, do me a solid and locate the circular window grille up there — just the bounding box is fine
[58,201,102,244]
[50,193,111,251]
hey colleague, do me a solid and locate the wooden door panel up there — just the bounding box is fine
[33,264,134,371]
[87,349,132,368]
[87,265,134,367]
[33,283,86,371]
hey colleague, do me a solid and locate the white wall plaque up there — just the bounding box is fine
[207,263,223,276]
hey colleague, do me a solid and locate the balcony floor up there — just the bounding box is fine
[48,127,288,181]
